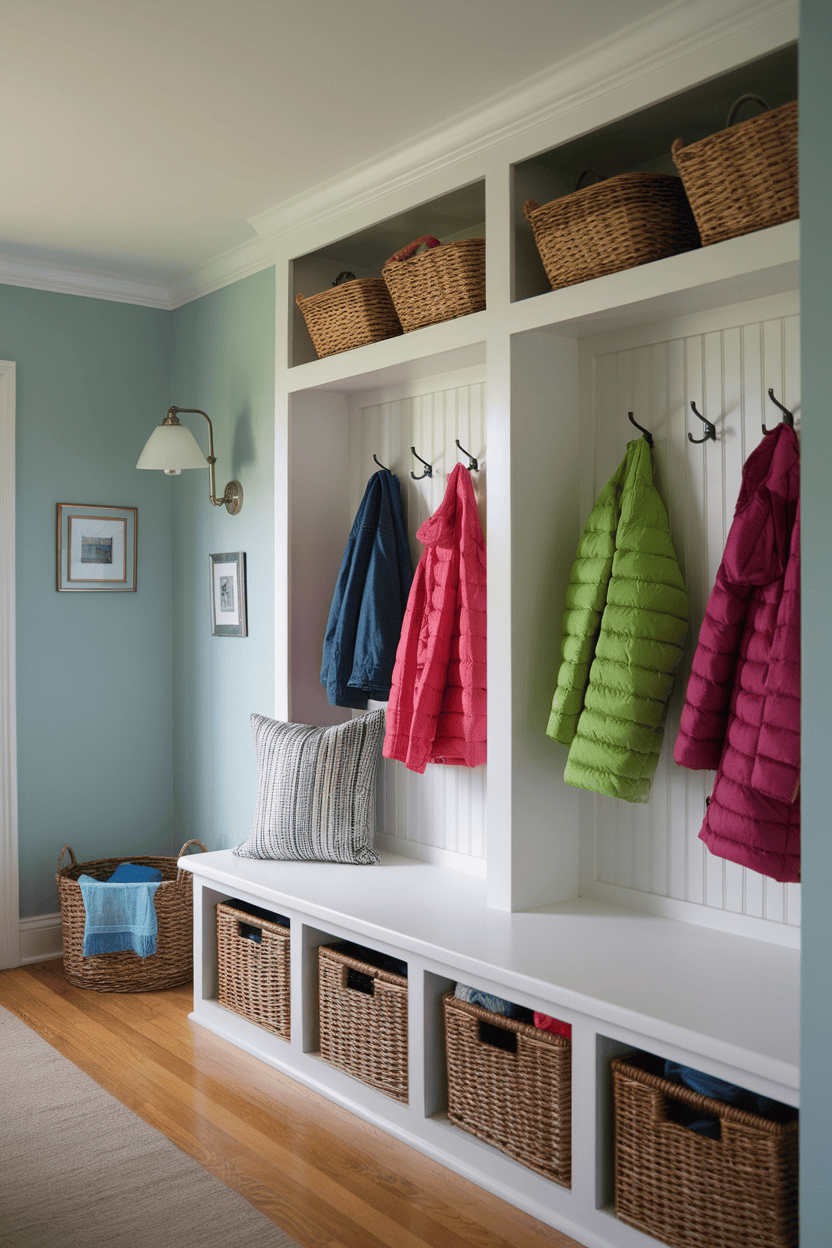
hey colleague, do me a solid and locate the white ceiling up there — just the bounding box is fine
[3,0,678,285]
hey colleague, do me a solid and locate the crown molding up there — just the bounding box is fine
[248,0,798,246]
[0,0,797,310]
[0,252,170,308]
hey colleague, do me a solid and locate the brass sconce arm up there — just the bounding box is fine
[164,406,243,514]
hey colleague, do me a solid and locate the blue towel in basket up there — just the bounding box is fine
[78,864,162,958]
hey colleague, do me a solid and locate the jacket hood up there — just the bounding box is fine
[416,463,485,553]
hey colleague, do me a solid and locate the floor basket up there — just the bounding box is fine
[672,98,798,247]
[612,1051,799,1248]
[382,236,486,333]
[296,279,402,358]
[56,841,206,992]
[524,172,700,291]
[217,899,290,1039]
[318,942,408,1102]
[444,993,571,1186]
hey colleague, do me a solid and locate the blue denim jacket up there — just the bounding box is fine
[321,470,413,708]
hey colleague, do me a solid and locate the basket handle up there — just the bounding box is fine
[295,292,306,307]
[175,839,208,889]
[387,236,441,264]
[57,845,78,873]
[574,168,605,191]
[726,94,769,127]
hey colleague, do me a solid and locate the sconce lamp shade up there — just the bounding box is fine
[136,422,207,472]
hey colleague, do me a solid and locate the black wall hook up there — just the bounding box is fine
[409,446,433,480]
[455,439,479,471]
[627,411,654,447]
[373,453,391,472]
[762,388,795,434]
[688,401,717,444]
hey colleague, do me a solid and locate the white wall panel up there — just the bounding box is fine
[350,376,487,871]
[580,305,800,942]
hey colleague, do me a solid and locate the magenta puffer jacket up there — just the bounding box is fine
[674,423,800,883]
[383,464,486,774]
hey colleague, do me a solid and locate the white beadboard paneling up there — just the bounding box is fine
[351,377,487,865]
[580,305,800,942]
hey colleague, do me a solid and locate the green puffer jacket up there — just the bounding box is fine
[547,438,688,803]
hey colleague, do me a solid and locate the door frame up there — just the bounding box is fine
[0,360,18,969]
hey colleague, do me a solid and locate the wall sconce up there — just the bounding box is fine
[136,406,243,515]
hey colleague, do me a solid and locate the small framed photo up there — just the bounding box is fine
[210,551,247,637]
[57,504,137,592]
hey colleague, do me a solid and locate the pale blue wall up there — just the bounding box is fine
[1,285,174,915]
[170,267,275,852]
[799,3,832,1241]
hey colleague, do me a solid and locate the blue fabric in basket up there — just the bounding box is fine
[78,866,162,958]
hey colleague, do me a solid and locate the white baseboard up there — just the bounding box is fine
[19,912,62,965]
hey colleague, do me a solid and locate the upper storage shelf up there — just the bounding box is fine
[512,42,799,303]
[290,181,486,370]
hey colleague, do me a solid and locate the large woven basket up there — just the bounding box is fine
[382,236,486,333]
[217,899,290,1039]
[524,172,700,291]
[612,1051,799,1248]
[56,840,206,992]
[444,993,572,1186]
[318,942,408,1102]
[296,279,402,358]
[672,97,798,247]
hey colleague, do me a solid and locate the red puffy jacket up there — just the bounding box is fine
[674,423,800,882]
[383,464,486,774]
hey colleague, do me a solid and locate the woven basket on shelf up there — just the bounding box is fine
[318,943,408,1102]
[524,170,700,291]
[444,993,572,1186]
[296,278,402,359]
[382,236,486,333]
[217,900,290,1039]
[672,97,798,247]
[56,840,206,993]
[612,1051,799,1248]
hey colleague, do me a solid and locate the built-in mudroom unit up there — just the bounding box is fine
[183,7,801,1247]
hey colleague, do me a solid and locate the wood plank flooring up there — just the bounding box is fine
[0,960,584,1248]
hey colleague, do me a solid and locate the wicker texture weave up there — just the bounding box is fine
[524,173,700,291]
[612,1052,798,1248]
[444,993,571,1186]
[318,944,408,1102]
[217,902,291,1039]
[56,841,206,993]
[672,99,798,247]
[382,237,486,333]
[296,279,402,359]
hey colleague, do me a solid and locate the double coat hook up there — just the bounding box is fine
[762,388,795,434]
[410,447,433,480]
[627,411,654,447]
[455,439,479,471]
[688,402,717,444]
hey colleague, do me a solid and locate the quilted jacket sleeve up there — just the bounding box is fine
[751,502,801,803]
[547,449,628,746]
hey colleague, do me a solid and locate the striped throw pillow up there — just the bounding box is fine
[234,710,386,865]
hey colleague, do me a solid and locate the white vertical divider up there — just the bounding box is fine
[578,303,800,944]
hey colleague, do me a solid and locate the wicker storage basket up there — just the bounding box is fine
[56,840,206,993]
[318,942,408,1102]
[217,900,290,1039]
[524,172,700,291]
[382,235,486,333]
[672,97,798,247]
[612,1051,799,1248]
[444,993,571,1186]
[296,279,402,359]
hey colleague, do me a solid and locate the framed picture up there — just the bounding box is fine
[210,551,247,637]
[57,504,137,592]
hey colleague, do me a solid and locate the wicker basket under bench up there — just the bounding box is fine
[318,942,409,1103]
[216,899,291,1040]
[612,1051,799,1248]
[444,993,572,1186]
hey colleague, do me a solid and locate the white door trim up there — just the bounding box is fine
[0,361,19,969]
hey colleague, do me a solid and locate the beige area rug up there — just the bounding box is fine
[0,1005,301,1248]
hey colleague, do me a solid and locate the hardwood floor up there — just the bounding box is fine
[0,960,584,1248]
